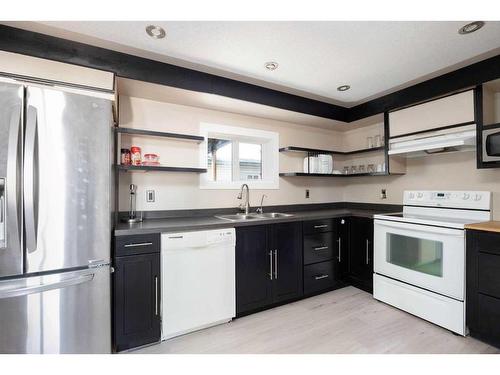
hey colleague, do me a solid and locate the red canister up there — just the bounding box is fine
[130,146,142,166]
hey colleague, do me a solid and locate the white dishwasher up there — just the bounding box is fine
[161,228,236,340]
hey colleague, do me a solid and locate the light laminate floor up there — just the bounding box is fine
[134,286,499,354]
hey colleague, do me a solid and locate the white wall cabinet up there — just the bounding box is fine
[0,50,114,91]
[389,90,475,138]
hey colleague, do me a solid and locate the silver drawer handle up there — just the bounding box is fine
[154,276,159,316]
[366,239,370,265]
[124,242,153,248]
[268,250,273,280]
[314,274,329,280]
[313,246,329,251]
[314,225,328,229]
[337,237,341,262]
[168,236,183,239]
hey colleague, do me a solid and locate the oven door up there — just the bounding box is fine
[374,219,465,300]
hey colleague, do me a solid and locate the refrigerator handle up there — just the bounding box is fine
[6,104,22,251]
[24,106,39,254]
[0,273,94,299]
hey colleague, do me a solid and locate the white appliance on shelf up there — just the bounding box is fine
[161,228,236,340]
[373,190,492,336]
[388,124,476,157]
[303,154,333,174]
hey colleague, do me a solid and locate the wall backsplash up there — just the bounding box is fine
[118,95,500,218]
[343,151,500,220]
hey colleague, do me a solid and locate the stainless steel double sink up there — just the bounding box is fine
[215,212,294,222]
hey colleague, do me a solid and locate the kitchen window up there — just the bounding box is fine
[200,123,279,189]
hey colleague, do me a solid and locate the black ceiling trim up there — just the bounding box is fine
[0,24,348,122]
[1,24,500,125]
[347,54,500,122]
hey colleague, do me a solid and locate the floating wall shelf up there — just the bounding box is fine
[279,172,390,178]
[116,165,207,173]
[115,127,205,143]
[279,146,385,155]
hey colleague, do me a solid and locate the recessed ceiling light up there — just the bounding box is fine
[146,25,166,39]
[337,85,350,92]
[264,61,279,71]
[458,21,485,35]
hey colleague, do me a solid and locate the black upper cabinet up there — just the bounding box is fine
[236,225,273,315]
[113,251,161,352]
[236,222,303,316]
[347,217,374,292]
[270,222,303,303]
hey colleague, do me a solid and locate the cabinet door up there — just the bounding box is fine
[336,217,349,279]
[236,226,273,315]
[271,222,303,303]
[113,253,161,352]
[348,217,374,292]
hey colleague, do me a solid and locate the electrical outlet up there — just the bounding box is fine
[380,189,387,200]
[305,189,310,199]
[146,190,155,203]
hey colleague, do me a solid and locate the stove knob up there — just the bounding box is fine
[474,194,482,201]
[463,193,470,200]
[417,192,424,199]
[409,192,415,199]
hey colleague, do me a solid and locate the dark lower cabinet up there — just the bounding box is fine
[347,217,374,292]
[336,217,350,280]
[271,222,303,303]
[466,229,500,348]
[113,234,161,352]
[302,218,348,295]
[236,225,273,314]
[236,222,303,316]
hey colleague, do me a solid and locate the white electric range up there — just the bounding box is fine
[373,190,492,335]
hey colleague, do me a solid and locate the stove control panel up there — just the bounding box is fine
[403,190,491,210]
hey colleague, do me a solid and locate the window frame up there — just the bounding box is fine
[199,123,279,190]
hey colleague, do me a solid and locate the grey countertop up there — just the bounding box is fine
[114,207,400,236]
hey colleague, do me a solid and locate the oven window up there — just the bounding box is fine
[386,233,443,277]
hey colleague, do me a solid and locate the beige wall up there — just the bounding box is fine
[118,95,346,211]
[119,95,500,219]
[343,151,500,219]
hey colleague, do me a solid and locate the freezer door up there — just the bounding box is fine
[0,265,111,353]
[25,86,113,273]
[0,82,24,278]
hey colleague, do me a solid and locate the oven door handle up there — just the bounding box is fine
[374,219,464,236]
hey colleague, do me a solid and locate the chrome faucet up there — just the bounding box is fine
[237,184,250,214]
[256,194,267,214]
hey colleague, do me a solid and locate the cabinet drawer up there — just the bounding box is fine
[303,218,335,235]
[304,261,335,294]
[474,231,500,256]
[304,232,334,265]
[478,252,500,299]
[115,234,160,257]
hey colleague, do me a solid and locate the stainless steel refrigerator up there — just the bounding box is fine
[0,77,113,353]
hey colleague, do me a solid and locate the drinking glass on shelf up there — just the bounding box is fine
[367,137,373,149]
[358,164,366,173]
[374,135,382,148]
[350,165,358,174]
[343,166,350,175]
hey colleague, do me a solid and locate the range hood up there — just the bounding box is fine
[388,124,476,157]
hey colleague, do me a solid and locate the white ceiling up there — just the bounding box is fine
[6,21,500,105]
